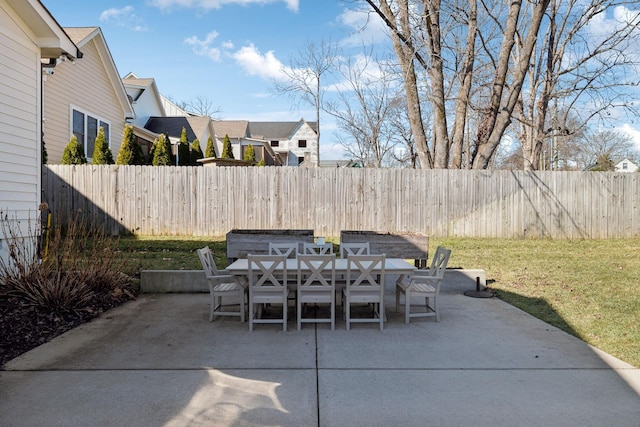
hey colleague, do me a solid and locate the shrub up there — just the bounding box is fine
[61,135,87,165]
[177,127,190,166]
[42,139,48,164]
[152,134,173,166]
[205,135,217,158]
[244,144,256,164]
[190,138,204,165]
[92,127,114,165]
[221,134,234,159]
[116,124,145,165]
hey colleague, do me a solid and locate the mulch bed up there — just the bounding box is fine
[0,292,136,368]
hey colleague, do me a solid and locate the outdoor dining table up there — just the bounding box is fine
[225,257,417,288]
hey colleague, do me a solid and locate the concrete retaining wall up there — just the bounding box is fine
[140,269,487,294]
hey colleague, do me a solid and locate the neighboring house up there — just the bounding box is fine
[122,73,207,160]
[249,120,318,166]
[122,74,317,167]
[1,0,80,262]
[42,27,134,163]
[615,158,639,173]
[211,120,281,165]
[144,115,217,162]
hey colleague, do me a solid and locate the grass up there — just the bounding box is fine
[118,236,640,368]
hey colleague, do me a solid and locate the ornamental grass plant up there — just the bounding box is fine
[0,214,133,311]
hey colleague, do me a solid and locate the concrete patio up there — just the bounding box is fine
[1,271,639,426]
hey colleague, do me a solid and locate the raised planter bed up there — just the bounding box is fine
[226,229,315,263]
[340,230,429,268]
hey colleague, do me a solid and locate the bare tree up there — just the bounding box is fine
[325,53,401,167]
[571,129,637,170]
[364,0,433,167]
[272,39,339,166]
[186,96,222,118]
[514,0,640,170]
[365,0,551,169]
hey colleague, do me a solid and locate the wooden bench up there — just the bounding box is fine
[226,229,315,263]
[340,230,429,268]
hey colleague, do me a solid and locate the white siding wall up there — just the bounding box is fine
[130,87,165,127]
[0,1,41,258]
[287,122,318,166]
[43,38,126,163]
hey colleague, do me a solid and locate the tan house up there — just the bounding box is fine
[1,0,80,262]
[42,26,133,163]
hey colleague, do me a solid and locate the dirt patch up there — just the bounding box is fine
[0,292,135,368]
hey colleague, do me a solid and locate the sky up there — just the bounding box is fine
[43,0,386,160]
[43,0,640,161]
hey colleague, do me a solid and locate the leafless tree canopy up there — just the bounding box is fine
[363,0,640,169]
[272,39,340,166]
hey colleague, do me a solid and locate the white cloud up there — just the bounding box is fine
[232,44,289,80]
[587,5,640,38]
[617,124,640,151]
[99,6,148,32]
[149,0,298,12]
[184,31,222,61]
[337,7,389,47]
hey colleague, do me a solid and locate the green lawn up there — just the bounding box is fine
[119,236,640,368]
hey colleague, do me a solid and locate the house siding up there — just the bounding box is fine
[287,122,318,166]
[0,1,42,256]
[43,37,126,163]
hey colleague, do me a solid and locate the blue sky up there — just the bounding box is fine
[43,0,385,160]
[43,0,640,160]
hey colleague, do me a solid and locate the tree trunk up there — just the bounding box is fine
[369,0,433,168]
[472,0,551,169]
[450,0,477,169]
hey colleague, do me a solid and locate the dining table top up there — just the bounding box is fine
[225,257,417,275]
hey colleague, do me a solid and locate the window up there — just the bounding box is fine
[298,139,307,148]
[622,162,628,170]
[298,156,304,165]
[271,140,279,147]
[71,107,110,160]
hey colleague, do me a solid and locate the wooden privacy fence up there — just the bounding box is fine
[42,165,640,239]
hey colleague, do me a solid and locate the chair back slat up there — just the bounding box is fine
[427,246,452,279]
[197,246,220,277]
[248,255,288,288]
[268,242,299,258]
[298,254,336,288]
[346,254,385,288]
[340,242,370,258]
[303,243,334,255]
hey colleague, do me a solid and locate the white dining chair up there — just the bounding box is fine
[197,246,246,322]
[247,254,289,331]
[296,254,336,330]
[395,246,451,323]
[343,254,386,330]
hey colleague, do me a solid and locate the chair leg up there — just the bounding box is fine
[345,297,350,331]
[405,292,411,324]
[240,293,246,323]
[283,301,287,332]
